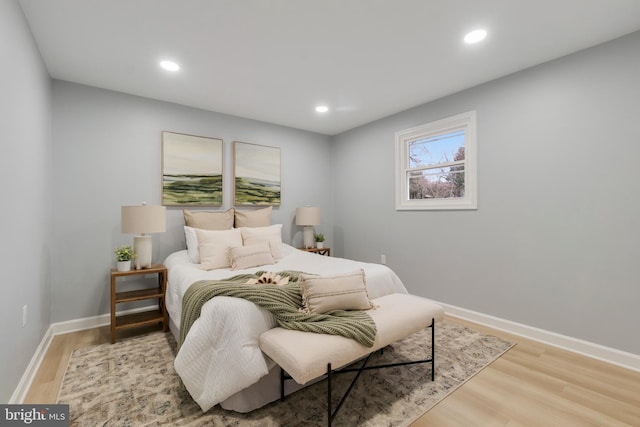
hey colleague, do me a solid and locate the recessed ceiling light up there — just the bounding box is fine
[315,106,329,113]
[160,60,180,71]
[464,29,487,44]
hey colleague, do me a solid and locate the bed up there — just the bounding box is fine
[164,243,407,413]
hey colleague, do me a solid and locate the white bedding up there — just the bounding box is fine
[165,244,407,412]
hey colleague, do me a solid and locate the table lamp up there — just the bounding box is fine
[296,206,320,249]
[121,203,166,269]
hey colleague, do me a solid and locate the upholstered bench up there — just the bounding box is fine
[259,293,445,426]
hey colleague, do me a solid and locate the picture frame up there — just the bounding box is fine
[161,131,223,206]
[233,141,281,206]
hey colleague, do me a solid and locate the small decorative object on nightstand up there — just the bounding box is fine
[110,263,168,344]
[314,233,325,249]
[114,245,136,272]
[300,247,331,257]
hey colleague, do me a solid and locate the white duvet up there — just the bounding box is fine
[164,244,407,412]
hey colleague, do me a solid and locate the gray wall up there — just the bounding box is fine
[0,0,53,402]
[51,81,332,322]
[332,31,640,355]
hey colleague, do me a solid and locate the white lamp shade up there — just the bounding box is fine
[121,205,166,234]
[296,207,320,226]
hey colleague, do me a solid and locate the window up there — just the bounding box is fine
[395,111,477,210]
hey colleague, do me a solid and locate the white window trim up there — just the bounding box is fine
[395,111,477,210]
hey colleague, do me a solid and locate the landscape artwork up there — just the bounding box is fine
[233,141,281,206]
[162,131,223,206]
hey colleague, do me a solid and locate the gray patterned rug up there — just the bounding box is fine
[58,320,513,426]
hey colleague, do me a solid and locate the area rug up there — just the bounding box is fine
[58,320,513,426]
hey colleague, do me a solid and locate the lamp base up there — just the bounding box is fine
[303,226,314,249]
[133,235,153,269]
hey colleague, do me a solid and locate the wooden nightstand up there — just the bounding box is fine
[300,247,331,256]
[110,264,168,344]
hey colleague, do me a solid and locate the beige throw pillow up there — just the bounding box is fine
[184,208,234,230]
[240,224,284,259]
[299,269,374,314]
[196,228,243,270]
[228,244,275,270]
[234,206,272,228]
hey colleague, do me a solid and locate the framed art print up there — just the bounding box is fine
[233,141,281,206]
[162,131,223,206]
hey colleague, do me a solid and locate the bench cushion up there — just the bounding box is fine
[259,293,444,384]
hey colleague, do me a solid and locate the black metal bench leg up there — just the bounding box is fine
[431,317,435,381]
[327,363,332,427]
[327,353,373,426]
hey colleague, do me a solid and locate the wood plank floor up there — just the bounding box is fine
[24,317,640,426]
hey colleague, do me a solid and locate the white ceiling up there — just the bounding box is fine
[19,0,640,136]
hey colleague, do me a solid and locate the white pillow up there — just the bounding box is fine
[240,224,284,260]
[184,226,201,263]
[196,228,243,270]
[228,244,275,270]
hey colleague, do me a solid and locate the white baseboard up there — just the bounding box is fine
[10,305,158,403]
[9,327,54,404]
[439,302,640,372]
[50,313,109,335]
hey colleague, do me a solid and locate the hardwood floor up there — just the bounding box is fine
[412,317,640,427]
[24,317,640,426]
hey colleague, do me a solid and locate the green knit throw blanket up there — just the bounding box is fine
[179,270,377,349]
